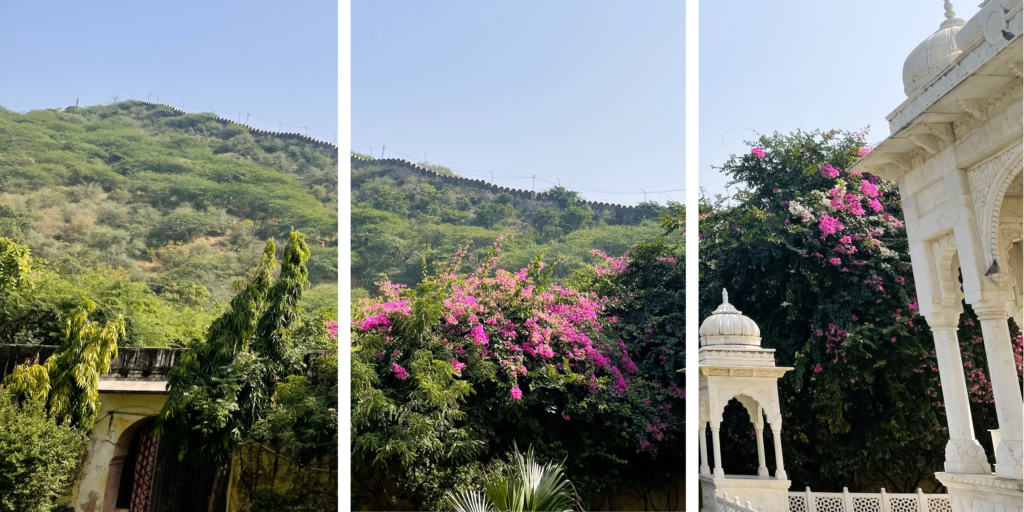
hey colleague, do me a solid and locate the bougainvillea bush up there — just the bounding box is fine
[351,236,684,510]
[700,129,1022,492]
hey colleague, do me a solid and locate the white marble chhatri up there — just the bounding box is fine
[699,290,793,512]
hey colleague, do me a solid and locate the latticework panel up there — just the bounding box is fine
[852,496,882,512]
[926,497,952,512]
[889,497,918,512]
[790,495,808,512]
[815,496,845,512]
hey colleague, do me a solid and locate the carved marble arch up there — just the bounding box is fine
[969,143,1023,286]
[997,171,1023,322]
[709,387,778,426]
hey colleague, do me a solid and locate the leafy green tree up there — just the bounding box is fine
[546,187,582,208]
[5,299,124,430]
[0,237,31,297]
[475,202,517,228]
[557,205,591,233]
[156,206,227,243]
[0,205,31,242]
[0,391,86,512]
[249,354,338,511]
[158,231,310,507]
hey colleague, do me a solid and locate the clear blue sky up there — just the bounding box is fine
[0,1,338,143]
[352,0,685,206]
[700,0,981,198]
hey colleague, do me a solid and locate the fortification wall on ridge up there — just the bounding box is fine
[351,154,637,224]
[71,100,341,153]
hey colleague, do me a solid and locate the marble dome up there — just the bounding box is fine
[902,1,965,96]
[699,289,761,347]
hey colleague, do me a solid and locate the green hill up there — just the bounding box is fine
[351,155,672,295]
[0,101,338,347]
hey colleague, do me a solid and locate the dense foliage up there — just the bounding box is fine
[159,232,309,463]
[159,231,338,508]
[351,155,668,294]
[699,129,1022,492]
[3,237,128,432]
[0,102,338,346]
[0,392,85,512]
[352,230,684,510]
[249,354,339,511]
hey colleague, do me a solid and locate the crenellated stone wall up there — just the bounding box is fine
[352,154,641,224]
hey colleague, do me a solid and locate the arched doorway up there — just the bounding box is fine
[102,416,159,512]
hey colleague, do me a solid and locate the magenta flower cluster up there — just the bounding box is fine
[751,147,766,159]
[355,238,630,405]
[819,164,840,178]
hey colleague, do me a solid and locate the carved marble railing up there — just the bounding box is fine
[788,487,951,512]
[714,493,765,512]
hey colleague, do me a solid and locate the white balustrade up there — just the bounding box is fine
[787,487,952,512]
[714,492,765,512]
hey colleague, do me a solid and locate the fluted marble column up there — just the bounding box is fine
[770,423,787,480]
[975,304,1024,479]
[929,315,992,474]
[755,422,769,477]
[700,421,711,476]
[711,422,725,478]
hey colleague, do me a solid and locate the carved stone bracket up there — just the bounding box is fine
[927,123,956,144]
[910,133,942,154]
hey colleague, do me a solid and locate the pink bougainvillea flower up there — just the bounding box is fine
[867,198,884,213]
[510,385,523,400]
[829,257,842,266]
[859,181,879,198]
[819,215,844,236]
[392,363,410,381]
[751,147,766,159]
[451,359,467,376]
[819,164,840,179]
[468,325,489,346]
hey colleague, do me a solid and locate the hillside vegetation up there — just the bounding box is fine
[351,154,671,295]
[0,101,338,347]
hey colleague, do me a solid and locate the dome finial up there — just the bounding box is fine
[722,288,729,305]
[938,0,965,29]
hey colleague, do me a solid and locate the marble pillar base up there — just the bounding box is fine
[936,472,1024,512]
[699,474,791,512]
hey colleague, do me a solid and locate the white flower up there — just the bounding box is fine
[787,201,816,222]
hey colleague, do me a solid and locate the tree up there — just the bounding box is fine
[5,299,124,431]
[697,129,1016,491]
[248,354,339,511]
[546,187,583,208]
[568,217,685,508]
[158,231,310,508]
[558,205,592,233]
[0,237,31,297]
[0,391,86,512]
[475,202,517,228]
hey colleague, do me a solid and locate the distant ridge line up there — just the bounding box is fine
[78,100,340,152]
[351,153,636,211]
